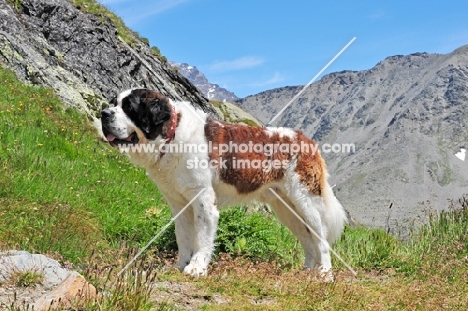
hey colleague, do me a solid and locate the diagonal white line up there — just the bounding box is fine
[117,188,207,276]
[268,188,357,276]
[118,36,183,101]
[181,101,206,124]
[267,37,356,126]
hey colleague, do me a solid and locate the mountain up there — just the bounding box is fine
[0,0,217,119]
[236,46,468,233]
[169,61,238,102]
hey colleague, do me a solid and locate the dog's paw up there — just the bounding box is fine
[303,266,334,282]
[319,269,334,283]
[176,258,190,271]
[183,263,207,277]
[316,265,334,282]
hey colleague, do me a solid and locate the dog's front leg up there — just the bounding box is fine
[165,197,195,272]
[183,188,219,277]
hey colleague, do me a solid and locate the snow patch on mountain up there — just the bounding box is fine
[169,61,238,102]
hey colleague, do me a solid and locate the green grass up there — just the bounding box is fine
[196,199,468,310]
[0,66,176,262]
[215,208,301,268]
[333,197,468,281]
[5,0,22,12]
[333,226,401,270]
[3,270,44,288]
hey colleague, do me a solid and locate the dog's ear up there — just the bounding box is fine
[122,89,145,115]
[129,96,139,112]
[148,98,171,127]
[142,97,171,138]
[128,89,147,113]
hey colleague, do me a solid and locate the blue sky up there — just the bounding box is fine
[99,0,468,98]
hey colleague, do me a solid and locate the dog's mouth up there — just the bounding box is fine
[103,128,139,146]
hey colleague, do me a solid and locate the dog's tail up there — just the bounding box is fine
[321,181,347,245]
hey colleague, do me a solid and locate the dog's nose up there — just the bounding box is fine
[101,109,114,120]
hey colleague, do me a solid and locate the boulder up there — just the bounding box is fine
[32,271,97,311]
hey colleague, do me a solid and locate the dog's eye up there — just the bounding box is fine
[109,98,117,107]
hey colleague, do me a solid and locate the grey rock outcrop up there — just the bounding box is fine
[236,47,468,233]
[0,0,217,118]
[0,250,74,308]
[0,250,97,310]
[212,100,261,126]
[0,250,70,286]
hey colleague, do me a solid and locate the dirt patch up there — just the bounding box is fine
[0,285,49,309]
[151,281,230,310]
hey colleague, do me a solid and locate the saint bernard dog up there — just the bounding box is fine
[101,88,347,279]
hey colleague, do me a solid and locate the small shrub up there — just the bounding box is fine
[215,207,300,267]
[8,270,44,287]
[333,226,400,270]
[150,46,161,56]
[150,46,167,63]
[140,37,150,46]
[6,0,22,12]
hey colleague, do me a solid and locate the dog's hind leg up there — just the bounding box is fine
[267,186,334,281]
[182,187,219,277]
[266,194,318,268]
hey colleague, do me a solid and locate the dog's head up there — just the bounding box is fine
[101,88,173,146]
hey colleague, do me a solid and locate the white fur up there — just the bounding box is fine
[104,105,137,139]
[264,127,297,138]
[105,93,347,279]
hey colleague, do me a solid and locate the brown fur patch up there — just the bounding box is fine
[294,132,326,196]
[204,119,325,195]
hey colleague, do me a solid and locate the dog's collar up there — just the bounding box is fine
[160,104,178,158]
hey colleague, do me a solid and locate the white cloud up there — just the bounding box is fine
[100,0,192,24]
[250,72,285,87]
[137,0,190,20]
[209,56,265,72]
[367,9,386,21]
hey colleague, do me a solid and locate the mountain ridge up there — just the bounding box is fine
[236,45,468,233]
[169,61,238,102]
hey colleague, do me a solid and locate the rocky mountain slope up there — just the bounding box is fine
[169,61,238,102]
[0,0,217,118]
[237,46,468,232]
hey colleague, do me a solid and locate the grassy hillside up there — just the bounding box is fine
[1,64,467,309]
[0,65,170,261]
